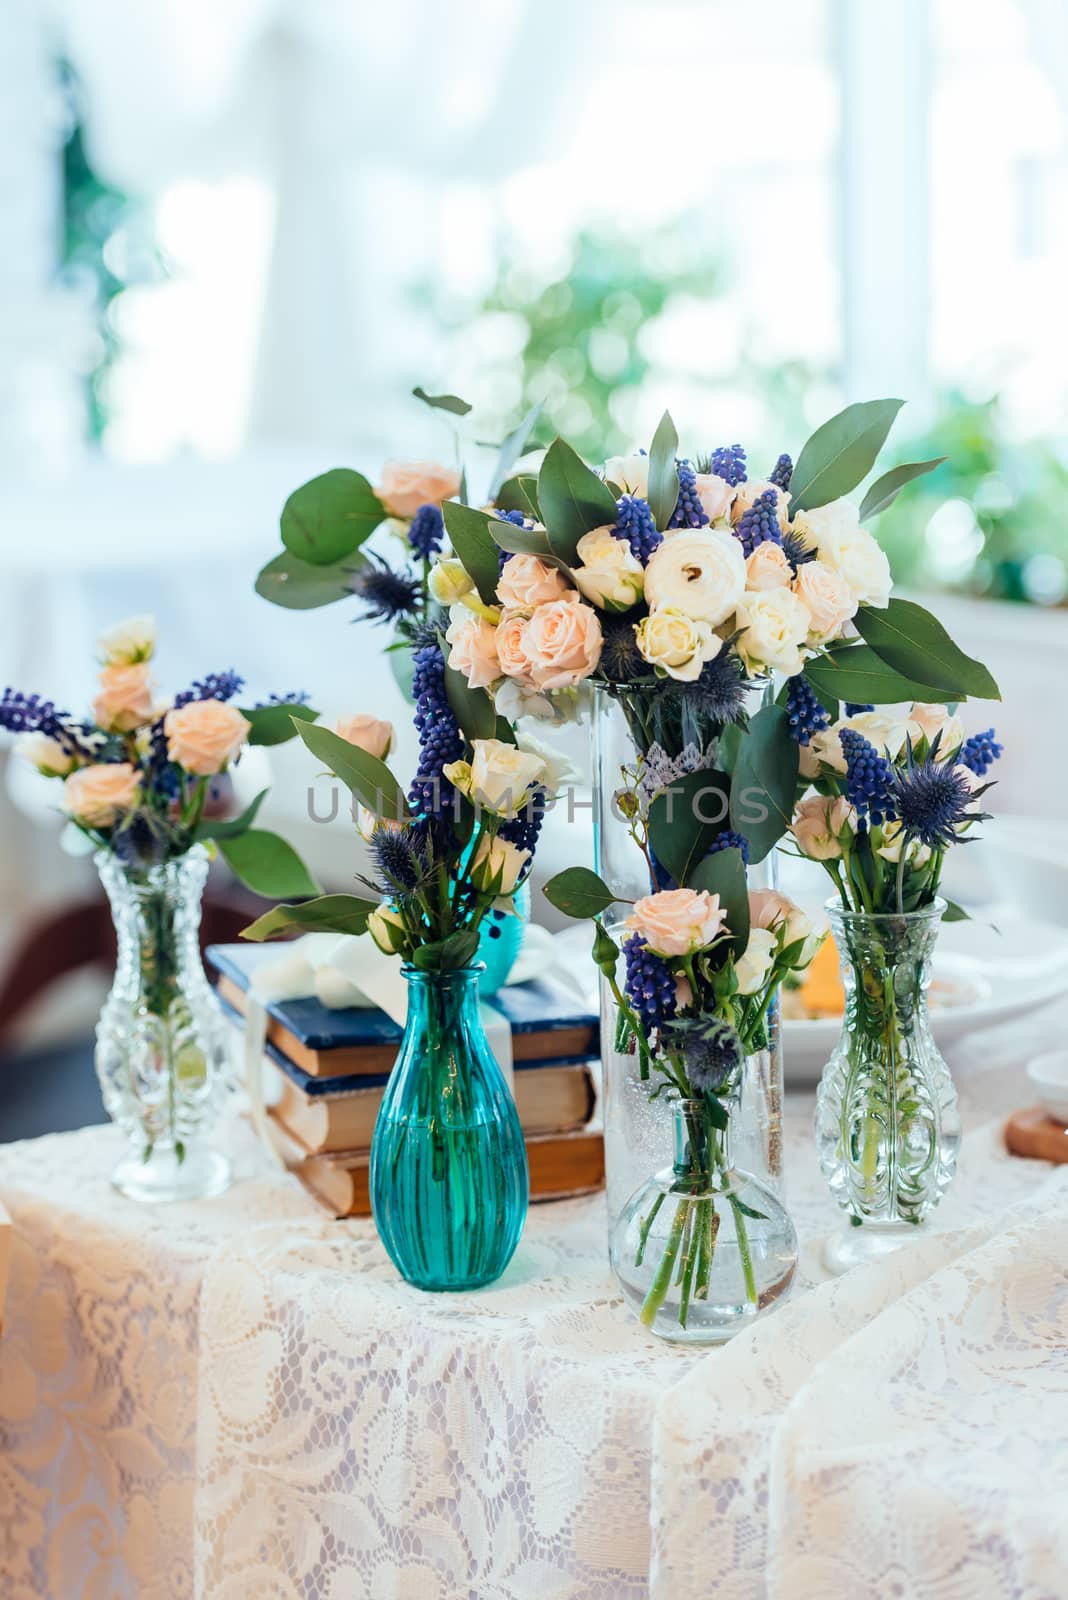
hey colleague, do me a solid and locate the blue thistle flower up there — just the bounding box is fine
[173,671,244,709]
[769,453,793,491]
[623,933,677,1034]
[840,727,898,828]
[704,829,750,866]
[959,728,1002,778]
[709,444,747,487]
[350,554,420,623]
[785,675,831,746]
[612,495,662,563]
[781,528,817,573]
[498,783,547,861]
[408,643,463,818]
[669,1015,745,1097]
[844,702,875,716]
[892,759,978,851]
[672,649,752,725]
[371,826,427,891]
[667,459,709,529]
[599,615,647,683]
[733,490,783,559]
[407,503,445,560]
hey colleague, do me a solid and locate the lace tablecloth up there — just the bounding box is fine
[2,1008,1066,1600]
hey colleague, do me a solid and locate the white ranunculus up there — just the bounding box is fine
[16,731,76,776]
[446,737,548,816]
[97,613,157,666]
[734,588,811,676]
[643,528,746,625]
[572,527,644,610]
[734,927,778,994]
[603,451,648,498]
[367,904,409,955]
[635,609,721,682]
[471,833,531,894]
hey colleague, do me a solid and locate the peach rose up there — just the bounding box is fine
[93,663,155,733]
[793,558,857,641]
[748,888,815,952]
[745,541,793,591]
[496,553,571,611]
[626,887,728,958]
[377,460,462,519]
[731,478,791,531]
[164,700,251,776]
[523,597,602,690]
[791,793,857,860]
[335,714,394,760]
[495,610,537,685]
[63,762,141,828]
[446,613,501,690]
[908,703,965,757]
[693,472,736,524]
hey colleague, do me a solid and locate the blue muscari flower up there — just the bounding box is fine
[959,728,1002,778]
[892,759,977,851]
[612,495,662,563]
[844,702,875,716]
[709,443,747,487]
[256,691,311,707]
[497,783,547,862]
[493,508,528,571]
[173,670,244,709]
[0,689,89,755]
[146,717,181,801]
[408,643,464,818]
[704,829,750,866]
[840,727,898,828]
[785,675,831,746]
[769,453,793,491]
[623,933,677,1034]
[407,503,445,559]
[733,489,782,558]
[667,459,709,529]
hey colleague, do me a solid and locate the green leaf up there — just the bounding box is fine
[688,847,749,956]
[803,645,958,707]
[941,899,972,923]
[239,702,319,747]
[388,643,416,704]
[444,662,497,743]
[543,867,618,920]
[242,893,378,942]
[647,410,679,531]
[218,830,320,899]
[858,458,946,520]
[537,438,618,563]
[412,385,472,416]
[790,399,905,514]
[255,549,363,610]
[494,474,541,520]
[729,704,799,863]
[854,599,1001,701]
[493,715,517,746]
[280,469,385,565]
[701,1093,729,1132]
[411,929,482,971]
[488,404,542,499]
[647,770,731,888]
[492,519,554,557]
[194,789,268,841]
[294,719,410,822]
[441,501,503,606]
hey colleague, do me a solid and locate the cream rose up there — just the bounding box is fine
[791,497,861,550]
[734,928,778,994]
[523,597,602,690]
[428,558,475,607]
[635,608,720,682]
[626,887,727,958]
[909,702,965,757]
[164,700,251,776]
[495,610,537,685]
[368,904,409,955]
[572,527,644,610]
[92,663,155,733]
[731,479,791,531]
[748,889,819,964]
[377,460,461,518]
[795,502,891,610]
[471,833,531,894]
[793,558,858,642]
[97,613,157,666]
[643,528,746,625]
[63,762,141,828]
[603,451,648,497]
[734,588,811,676]
[790,793,857,859]
[496,553,571,611]
[876,821,932,868]
[693,472,735,524]
[446,613,501,690]
[745,541,793,591]
[17,732,76,777]
[445,737,548,816]
[335,714,394,760]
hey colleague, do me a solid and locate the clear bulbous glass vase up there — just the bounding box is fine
[95,845,233,1202]
[370,964,529,1291]
[814,899,961,1274]
[610,1094,797,1345]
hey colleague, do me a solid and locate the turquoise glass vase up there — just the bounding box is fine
[370,964,529,1291]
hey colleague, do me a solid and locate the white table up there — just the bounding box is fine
[1,1007,1066,1600]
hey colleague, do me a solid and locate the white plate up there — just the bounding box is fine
[783,915,1068,1085]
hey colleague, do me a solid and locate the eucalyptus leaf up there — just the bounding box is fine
[858,457,946,520]
[242,893,379,942]
[217,830,320,899]
[194,789,268,841]
[240,702,319,746]
[444,662,498,743]
[255,549,363,610]
[543,867,617,920]
[803,645,957,707]
[854,599,1001,701]
[412,928,481,970]
[647,410,679,531]
[411,385,472,416]
[537,438,618,563]
[728,704,799,863]
[488,403,542,498]
[647,769,731,888]
[688,847,749,955]
[280,469,385,565]
[294,719,410,821]
[441,501,502,605]
[789,399,904,514]
[494,474,541,519]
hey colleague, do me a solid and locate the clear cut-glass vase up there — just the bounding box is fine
[370,964,529,1291]
[610,1093,797,1344]
[95,845,233,1201]
[814,899,961,1273]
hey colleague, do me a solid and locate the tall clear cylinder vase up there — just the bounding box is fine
[592,684,787,1227]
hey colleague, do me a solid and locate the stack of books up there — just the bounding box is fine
[207,945,604,1217]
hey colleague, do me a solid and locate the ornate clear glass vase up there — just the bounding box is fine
[95,845,233,1201]
[370,964,529,1291]
[592,682,787,1224]
[610,1093,797,1344]
[814,899,961,1274]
